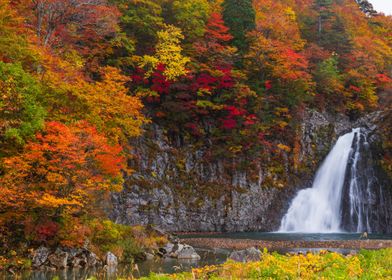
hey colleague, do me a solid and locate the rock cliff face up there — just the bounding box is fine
[111,110,392,232]
[340,113,392,233]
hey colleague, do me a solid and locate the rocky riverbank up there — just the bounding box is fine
[6,235,201,274]
[182,238,392,251]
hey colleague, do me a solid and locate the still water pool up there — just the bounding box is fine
[179,232,392,241]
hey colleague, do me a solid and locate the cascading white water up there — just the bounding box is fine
[279,128,361,233]
[347,132,369,233]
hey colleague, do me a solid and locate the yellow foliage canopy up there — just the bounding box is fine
[139,24,190,80]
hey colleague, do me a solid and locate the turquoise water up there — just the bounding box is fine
[179,232,392,241]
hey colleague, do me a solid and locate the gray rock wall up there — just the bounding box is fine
[110,110,391,232]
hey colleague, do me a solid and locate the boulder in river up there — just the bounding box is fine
[168,243,184,258]
[47,249,68,269]
[86,251,99,267]
[177,245,201,260]
[158,242,201,260]
[158,242,175,257]
[32,246,50,268]
[229,247,261,262]
[145,252,155,260]
[105,252,118,266]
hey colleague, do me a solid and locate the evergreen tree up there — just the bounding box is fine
[222,0,255,54]
[355,0,377,16]
[312,0,352,55]
[314,0,334,42]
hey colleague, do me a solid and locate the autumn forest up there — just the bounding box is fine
[0,0,391,277]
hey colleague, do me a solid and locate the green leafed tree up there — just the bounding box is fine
[355,0,377,16]
[314,55,343,94]
[0,62,46,155]
[313,55,346,109]
[222,0,255,54]
[171,0,211,41]
[314,0,334,42]
[116,0,165,54]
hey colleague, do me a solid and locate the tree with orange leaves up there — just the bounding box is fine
[0,121,126,244]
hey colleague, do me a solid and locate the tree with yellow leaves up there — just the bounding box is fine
[139,24,190,81]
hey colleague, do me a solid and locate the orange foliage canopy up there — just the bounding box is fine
[0,121,125,226]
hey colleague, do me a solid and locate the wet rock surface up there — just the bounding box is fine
[105,252,118,267]
[177,245,201,260]
[29,228,198,272]
[157,237,201,260]
[47,249,68,269]
[32,246,50,268]
[340,126,392,233]
[32,247,102,270]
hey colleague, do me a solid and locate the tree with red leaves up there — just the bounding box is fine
[31,0,119,49]
[194,12,236,68]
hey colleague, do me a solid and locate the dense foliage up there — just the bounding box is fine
[141,249,392,280]
[0,0,147,257]
[0,0,391,264]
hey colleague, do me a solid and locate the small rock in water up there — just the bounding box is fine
[48,249,68,269]
[158,242,176,257]
[229,247,261,263]
[86,251,99,267]
[145,253,155,260]
[105,252,118,266]
[168,243,184,258]
[177,245,201,260]
[163,242,175,254]
[32,246,50,268]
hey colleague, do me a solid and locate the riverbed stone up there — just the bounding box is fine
[71,254,87,267]
[48,249,68,269]
[146,252,155,260]
[168,243,184,258]
[163,242,175,254]
[229,247,261,263]
[86,251,99,267]
[105,252,118,266]
[32,246,50,267]
[177,245,201,260]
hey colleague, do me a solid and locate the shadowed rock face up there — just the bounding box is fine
[341,128,392,233]
[110,110,392,233]
[110,155,298,232]
[110,121,309,232]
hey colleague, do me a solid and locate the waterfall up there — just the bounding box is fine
[279,128,361,233]
[346,131,372,233]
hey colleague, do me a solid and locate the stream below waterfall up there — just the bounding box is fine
[179,232,392,241]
